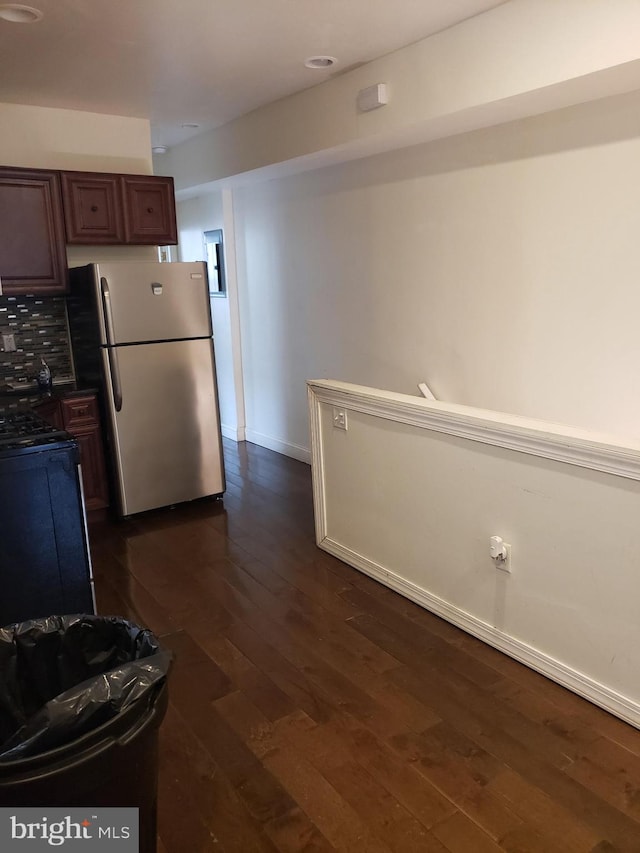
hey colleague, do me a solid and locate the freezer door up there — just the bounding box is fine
[101,338,225,516]
[95,261,211,344]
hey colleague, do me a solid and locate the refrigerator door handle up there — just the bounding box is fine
[107,347,123,412]
[101,277,123,411]
[101,276,116,346]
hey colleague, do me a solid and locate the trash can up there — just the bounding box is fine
[0,615,171,853]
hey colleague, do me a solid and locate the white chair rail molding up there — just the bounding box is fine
[307,379,640,728]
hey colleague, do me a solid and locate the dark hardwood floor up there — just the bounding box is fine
[90,439,640,852]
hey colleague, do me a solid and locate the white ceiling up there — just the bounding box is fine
[0,0,507,150]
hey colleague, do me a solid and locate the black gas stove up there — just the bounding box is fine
[0,410,73,455]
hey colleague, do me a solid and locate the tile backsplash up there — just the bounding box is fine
[0,295,74,386]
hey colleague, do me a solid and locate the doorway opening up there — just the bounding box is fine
[204,229,226,296]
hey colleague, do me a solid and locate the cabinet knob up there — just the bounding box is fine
[91,205,98,212]
[147,207,154,214]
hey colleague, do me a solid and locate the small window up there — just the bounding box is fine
[204,229,226,297]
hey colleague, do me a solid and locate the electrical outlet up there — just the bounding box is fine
[495,543,512,573]
[332,407,348,430]
[1,333,16,352]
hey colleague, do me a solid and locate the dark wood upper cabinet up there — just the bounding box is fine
[121,175,177,245]
[60,172,125,244]
[0,165,178,293]
[0,167,68,295]
[61,171,177,246]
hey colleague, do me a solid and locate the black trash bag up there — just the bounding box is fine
[0,614,171,762]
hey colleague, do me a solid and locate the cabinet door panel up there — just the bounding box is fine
[73,424,109,511]
[61,172,124,244]
[0,168,67,294]
[121,175,177,244]
[61,394,99,426]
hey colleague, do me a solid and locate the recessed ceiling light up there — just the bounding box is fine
[304,56,337,70]
[0,4,43,22]
[152,146,168,155]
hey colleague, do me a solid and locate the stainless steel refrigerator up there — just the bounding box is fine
[67,261,225,517]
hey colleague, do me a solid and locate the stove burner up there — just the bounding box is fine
[0,410,70,451]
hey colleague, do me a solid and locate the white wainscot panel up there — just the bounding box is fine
[308,379,640,727]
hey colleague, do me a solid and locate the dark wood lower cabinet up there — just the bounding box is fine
[36,392,109,517]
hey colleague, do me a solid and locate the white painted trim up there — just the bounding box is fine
[308,384,327,544]
[319,535,640,729]
[245,429,311,464]
[307,380,640,482]
[222,188,247,438]
[221,424,245,442]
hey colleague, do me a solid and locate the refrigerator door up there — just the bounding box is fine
[94,261,211,344]
[101,338,224,516]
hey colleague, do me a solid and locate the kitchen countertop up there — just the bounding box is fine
[0,381,99,414]
[1,379,76,396]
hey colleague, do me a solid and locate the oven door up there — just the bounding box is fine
[0,442,94,625]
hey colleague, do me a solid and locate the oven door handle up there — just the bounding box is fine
[101,277,123,412]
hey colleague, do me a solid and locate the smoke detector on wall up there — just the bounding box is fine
[357,83,389,113]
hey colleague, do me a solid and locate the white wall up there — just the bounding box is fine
[176,194,241,439]
[0,103,152,173]
[234,89,640,457]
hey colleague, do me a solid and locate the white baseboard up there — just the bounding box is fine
[320,536,640,730]
[221,424,246,441]
[244,429,311,464]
